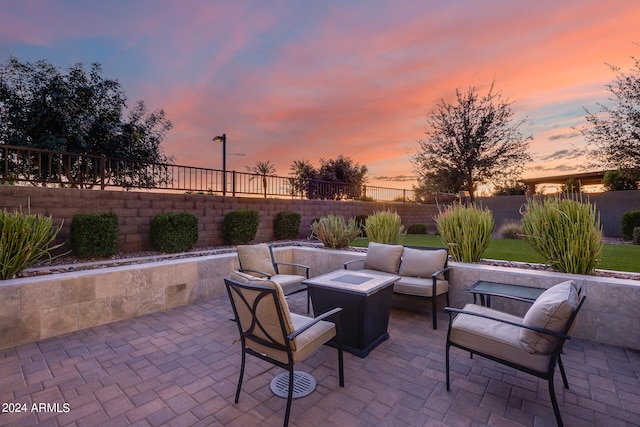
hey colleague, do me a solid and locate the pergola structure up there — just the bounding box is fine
[519,170,609,194]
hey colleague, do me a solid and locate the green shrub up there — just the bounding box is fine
[407,223,428,234]
[273,211,301,240]
[621,210,640,240]
[70,212,119,258]
[521,195,602,274]
[497,220,523,239]
[365,209,404,244]
[435,203,493,263]
[310,215,361,249]
[0,207,65,279]
[223,209,260,245]
[150,212,198,252]
[633,227,640,245]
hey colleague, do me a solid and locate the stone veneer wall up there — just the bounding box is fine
[1,246,638,351]
[0,185,437,253]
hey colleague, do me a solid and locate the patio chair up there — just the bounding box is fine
[237,243,311,312]
[225,271,344,427]
[445,280,586,427]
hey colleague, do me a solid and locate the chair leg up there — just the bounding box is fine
[558,355,569,389]
[284,367,294,427]
[306,291,311,314]
[235,350,246,403]
[432,295,438,330]
[548,375,564,427]
[336,325,344,387]
[445,342,451,391]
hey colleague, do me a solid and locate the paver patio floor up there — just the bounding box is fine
[1,292,639,426]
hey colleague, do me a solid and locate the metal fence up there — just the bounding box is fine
[0,144,415,202]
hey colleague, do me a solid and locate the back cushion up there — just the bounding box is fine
[228,270,296,349]
[520,280,578,354]
[399,247,448,278]
[364,242,404,274]
[237,243,277,276]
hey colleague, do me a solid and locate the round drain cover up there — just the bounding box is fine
[270,371,316,399]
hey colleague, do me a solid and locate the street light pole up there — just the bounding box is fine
[213,133,227,196]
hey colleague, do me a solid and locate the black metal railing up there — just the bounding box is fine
[0,144,415,202]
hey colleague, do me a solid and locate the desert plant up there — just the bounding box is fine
[150,212,198,252]
[497,220,523,239]
[310,215,361,249]
[365,209,404,244]
[633,227,640,245]
[407,223,428,234]
[0,207,65,279]
[435,203,493,262]
[273,210,301,240]
[223,209,260,244]
[621,210,640,240]
[70,212,119,258]
[521,195,602,274]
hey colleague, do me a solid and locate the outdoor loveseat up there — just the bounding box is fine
[343,242,449,329]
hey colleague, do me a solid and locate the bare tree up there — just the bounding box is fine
[412,82,532,202]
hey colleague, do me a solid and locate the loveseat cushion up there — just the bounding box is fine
[394,276,448,297]
[519,280,578,354]
[364,242,404,274]
[399,247,447,278]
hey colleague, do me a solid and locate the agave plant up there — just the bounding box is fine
[310,215,361,249]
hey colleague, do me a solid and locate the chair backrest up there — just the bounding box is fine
[403,245,449,268]
[236,243,278,275]
[520,280,586,355]
[225,274,297,353]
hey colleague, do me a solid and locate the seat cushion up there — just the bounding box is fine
[237,243,277,276]
[399,247,447,278]
[394,276,448,297]
[270,274,306,294]
[364,242,404,274]
[520,280,579,354]
[449,304,552,373]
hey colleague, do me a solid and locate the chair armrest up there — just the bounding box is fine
[287,307,342,340]
[238,268,272,279]
[444,306,570,340]
[343,259,365,270]
[432,266,450,280]
[273,262,310,278]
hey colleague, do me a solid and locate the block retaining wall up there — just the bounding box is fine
[0,186,437,253]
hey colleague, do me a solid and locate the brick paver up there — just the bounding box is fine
[1,292,639,426]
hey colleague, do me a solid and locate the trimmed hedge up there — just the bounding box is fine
[223,209,260,244]
[70,212,119,258]
[150,212,199,253]
[621,210,640,240]
[274,211,301,240]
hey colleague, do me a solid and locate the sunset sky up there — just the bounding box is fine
[2,0,640,190]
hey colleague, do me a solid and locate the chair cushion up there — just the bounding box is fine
[228,270,297,349]
[364,242,404,274]
[394,276,448,297]
[450,304,552,373]
[237,243,277,276]
[520,280,579,354]
[399,247,447,278]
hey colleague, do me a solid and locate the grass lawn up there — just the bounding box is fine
[350,235,640,273]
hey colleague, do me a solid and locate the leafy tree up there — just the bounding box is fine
[315,155,368,200]
[0,57,173,188]
[412,82,532,202]
[602,168,640,191]
[493,180,528,196]
[289,159,317,198]
[250,160,276,198]
[560,178,582,193]
[582,56,640,170]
